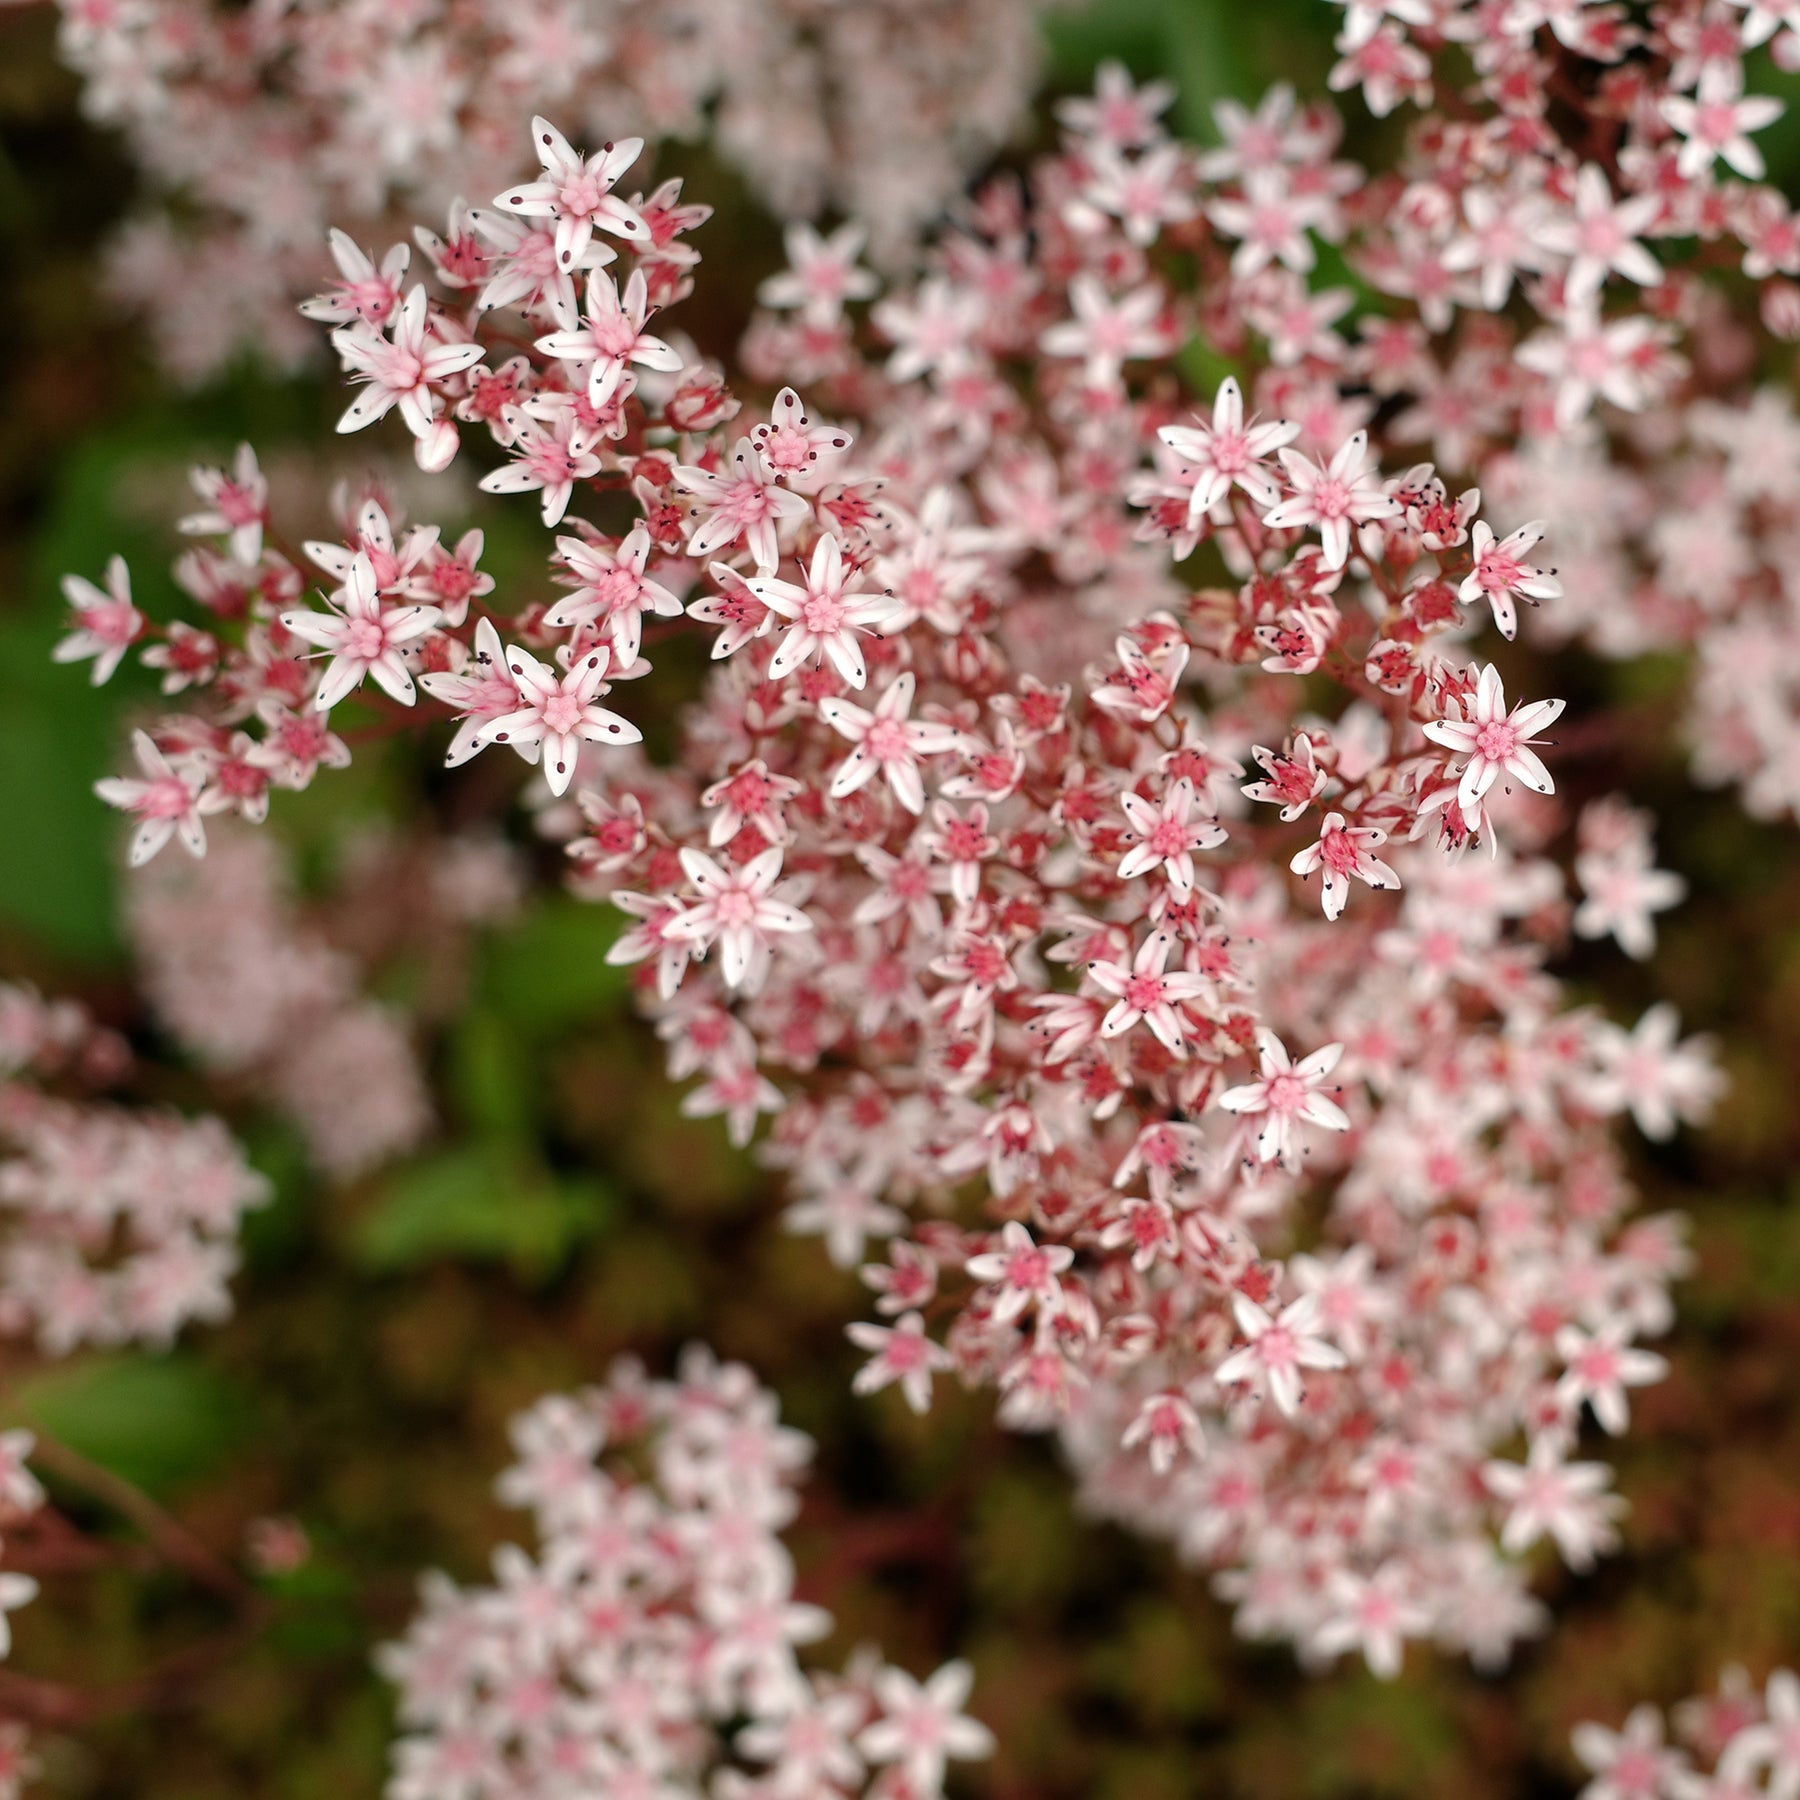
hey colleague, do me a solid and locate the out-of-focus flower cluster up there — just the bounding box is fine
[380,1348,993,1800]
[56,85,1733,1677]
[128,824,438,1182]
[1491,392,1800,823]
[40,0,1053,380]
[1572,1666,1800,1800]
[0,982,267,1354]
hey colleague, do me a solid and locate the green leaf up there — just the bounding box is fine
[234,1122,313,1274]
[0,682,120,961]
[1176,333,1247,398]
[1044,0,1178,87]
[1048,0,1337,140]
[350,1144,614,1280]
[478,895,627,1032]
[447,1008,537,1143]
[4,1353,249,1496]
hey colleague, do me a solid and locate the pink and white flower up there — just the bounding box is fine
[1157,376,1300,521]
[469,641,641,796]
[54,556,144,685]
[665,847,814,990]
[1263,430,1402,568]
[846,1311,953,1415]
[94,731,209,866]
[535,265,682,406]
[494,116,648,268]
[1117,777,1228,891]
[818,672,961,813]
[279,552,443,712]
[1459,520,1564,641]
[330,286,484,453]
[1215,1292,1349,1417]
[746,533,897,689]
[1217,1030,1351,1163]
[1422,664,1565,813]
[545,524,683,666]
[1288,811,1400,919]
[1087,931,1212,1054]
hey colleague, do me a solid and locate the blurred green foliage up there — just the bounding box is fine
[350,1146,615,1278]
[4,1356,248,1498]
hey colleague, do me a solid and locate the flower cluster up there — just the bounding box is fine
[126,825,435,1181]
[0,983,268,1354]
[1572,1666,1800,1800]
[379,1349,993,1800]
[1260,0,1800,822]
[62,84,1729,1676]
[1491,393,1800,823]
[43,0,1052,381]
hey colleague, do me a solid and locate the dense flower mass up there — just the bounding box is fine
[55,85,1733,1677]
[380,1350,994,1800]
[0,982,268,1354]
[40,0,1054,380]
[1288,0,1800,823]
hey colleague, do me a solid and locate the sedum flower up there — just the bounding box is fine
[94,731,209,866]
[1215,1292,1348,1418]
[279,551,442,711]
[468,641,641,796]
[494,115,648,267]
[54,556,144,685]
[745,533,897,689]
[818,672,961,814]
[1217,1030,1352,1164]
[1423,664,1565,813]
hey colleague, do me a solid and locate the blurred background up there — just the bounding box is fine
[4,1,1800,1795]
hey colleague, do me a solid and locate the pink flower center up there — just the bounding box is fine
[1266,1071,1307,1114]
[139,776,194,820]
[589,313,640,359]
[1475,720,1520,760]
[1577,214,1625,258]
[541,693,585,734]
[801,591,846,632]
[559,170,608,218]
[1123,973,1168,1011]
[1695,102,1737,146]
[1311,476,1352,521]
[866,718,911,762]
[344,618,387,661]
[1210,433,1251,473]
[1004,1248,1049,1289]
[714,888,757,927]
[1477,551,1523,594]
